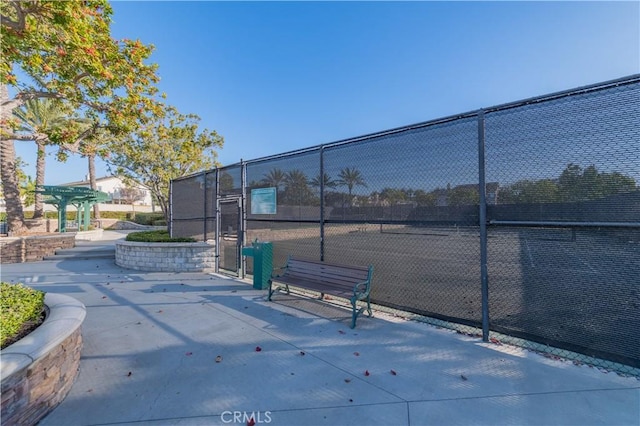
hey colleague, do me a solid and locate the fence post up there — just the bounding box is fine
[203,172,208,241]
[478,110,490,342]
[320,146,325,262]
[241,160,247,279]
[215,169,220,273]
[168,180,173,237]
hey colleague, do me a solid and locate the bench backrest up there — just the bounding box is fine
[284,257,372,289]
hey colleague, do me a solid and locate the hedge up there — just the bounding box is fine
[1,282,46,349]
[2,211,165,224]
[125,230,196,243]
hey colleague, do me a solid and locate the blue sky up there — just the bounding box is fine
[13,1,640,184]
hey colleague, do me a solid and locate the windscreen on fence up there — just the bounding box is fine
[170,75,640,372]
[171,173,207,240]
[321,117,481,325]
[484,80,640,367]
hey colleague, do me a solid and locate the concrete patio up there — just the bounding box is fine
[1,232,638,425]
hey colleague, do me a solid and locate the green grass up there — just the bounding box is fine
[1,282,46,349]
[1,211,165,223]
[125,230,196,243]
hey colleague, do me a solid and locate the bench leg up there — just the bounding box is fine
[268,281,290,301]
[366,294,373,317]
[351,300,358,329]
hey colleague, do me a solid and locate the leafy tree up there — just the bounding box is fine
[500,164,636,204]
[598,170,636,197]
[337,167,367,206]
[558,163,584,202]
[558,163,636,202]
[107,106,223,222]
[1,0,160,234]
[448,185,479,206]
[414,189,437,206]
[500,179,560,204]
[117,185,147,219]
[20,175,36,208]
[379,187,409,205]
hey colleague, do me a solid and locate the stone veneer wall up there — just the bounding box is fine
[0,235,75,264]
[115,241,215,272]
[1,294,86,426]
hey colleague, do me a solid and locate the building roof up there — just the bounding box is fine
[59,176,122,187]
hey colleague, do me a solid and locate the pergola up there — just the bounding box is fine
[35,185,110,232]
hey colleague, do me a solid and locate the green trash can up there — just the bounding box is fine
[242,239,273,290]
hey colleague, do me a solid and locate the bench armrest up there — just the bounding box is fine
[353,279,371,296]
[271,265,288,278]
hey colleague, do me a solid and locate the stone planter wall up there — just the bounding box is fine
[115,241,215,272]
[0,235,76,264]
[1,293,86,426]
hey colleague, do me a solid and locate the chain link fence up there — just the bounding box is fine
[171,75,640,375]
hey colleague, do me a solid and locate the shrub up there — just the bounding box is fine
[125,230,196,243]
[1,282,46,349]
[99,211,130,220]
[131,212,165,225]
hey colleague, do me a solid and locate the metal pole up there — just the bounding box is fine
[169,180,173,237]
[241,160,247,279]
[478,110,490,342]
[320,146,325,262]
[215,169,220,273]
[203,172,208,241]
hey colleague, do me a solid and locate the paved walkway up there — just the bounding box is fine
[1,231,638,425]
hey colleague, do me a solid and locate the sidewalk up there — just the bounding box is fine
[1,235,638,426]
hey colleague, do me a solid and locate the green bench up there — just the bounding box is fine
[268,256,374,328]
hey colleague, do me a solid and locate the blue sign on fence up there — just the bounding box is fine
[251,187,277,214]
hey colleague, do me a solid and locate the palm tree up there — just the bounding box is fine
[310,172,337,191]
[337,167,367,206]
[13,99,71,219]
[261,168,287,192]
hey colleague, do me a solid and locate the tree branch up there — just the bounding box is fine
[0,1,26,31]
[0,131,42,142]
[73,72,90,85]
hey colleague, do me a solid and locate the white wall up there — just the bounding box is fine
[66,176,153,206]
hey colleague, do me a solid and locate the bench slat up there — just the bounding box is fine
[287,260,369,280]
[287,268,369,282]
[275,276,354,298]
[287,262,369,276]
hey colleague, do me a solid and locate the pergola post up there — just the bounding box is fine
[58,199,68,233]
[83,200,91,231]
